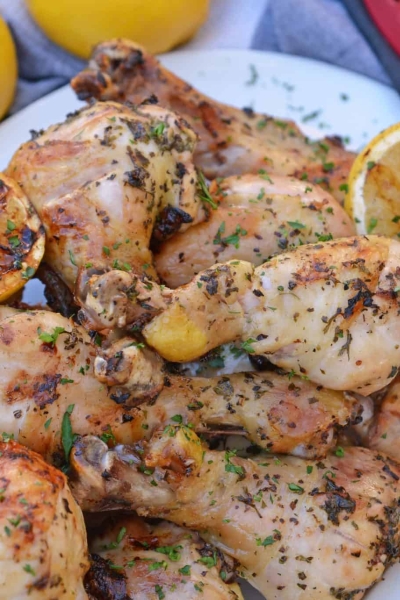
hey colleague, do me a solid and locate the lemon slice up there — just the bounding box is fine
[346,122,400,236]
[0,174,45,301]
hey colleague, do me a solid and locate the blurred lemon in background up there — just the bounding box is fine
[26,0,209,59]
[0,15,17,120]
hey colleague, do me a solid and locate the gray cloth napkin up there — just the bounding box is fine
[0,0,396,115]
[252,0,392,86]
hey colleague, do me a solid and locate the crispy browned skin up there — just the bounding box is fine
[71,431,400,600]
[0,440,89,599]
[85,515,243,599]
[71,39,355,204]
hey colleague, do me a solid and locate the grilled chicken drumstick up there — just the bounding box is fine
[0,308,355,460]
[0,439,89,599]
[155,173,355,287]
[71,430,400,600]
[85,515,243,599]
[71,39,355,205]
[81,235,400,395]
[8,101,206,290]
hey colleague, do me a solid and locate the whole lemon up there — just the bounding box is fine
[26,0,209,59]
[0,15,17,120]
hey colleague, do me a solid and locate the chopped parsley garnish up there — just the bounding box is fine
[155,585,165,600]
[179,565,191,576]
[151,122,166,137]
[288,483,304,494]
[61,404,77,462]
[213,221,247,249]
[287,220,306,230]
[367,217,378,234]
[224,449,246,479]
[22,266,35,280]
[38,326,65,346]
[197,170,218,209]
[198,551,217,568]
[23,564,36,576]
[8,236,20,248]
[156,545,183,562]
[241,338,257,354]
[68,249,77,266]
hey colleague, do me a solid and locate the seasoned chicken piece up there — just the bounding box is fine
[82,236,400,395]
[71,431,400,600]
[7,100,206,290]
[0,439,89,599]
[71,39,355,204]
[155,174,356,287]
[0,309,164,464]
[368,375,400,461]
[0,308,355,459]
[85,515,243,599]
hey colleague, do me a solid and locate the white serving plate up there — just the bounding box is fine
[1,49,400,600]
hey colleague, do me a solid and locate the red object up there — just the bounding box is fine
[364,0,400,56]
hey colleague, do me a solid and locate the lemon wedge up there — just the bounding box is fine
[0,174,45,301]
[346,123,400,236]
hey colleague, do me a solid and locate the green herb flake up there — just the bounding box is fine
[68,249,77,266]
[367,217,378,234]
[197,170,218,210]
[61,404,76,462]
[179,565,191,576]
[151,122,166,137]
[38,326,65,346]
[287,220,306,230]
[8,236,20,248]
[22,266,35,280]
[288,483,304,494]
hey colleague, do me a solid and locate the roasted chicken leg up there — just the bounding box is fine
[8,101,206,290]
[81,235,400,395]
[71,430,400,600]
[85,514,243,599]
[0,439,89,599]
[155,173,355,287]
[71,39,355,205]
[0,308,355,460]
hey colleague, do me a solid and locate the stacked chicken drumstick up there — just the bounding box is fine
[0,40,399,600]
